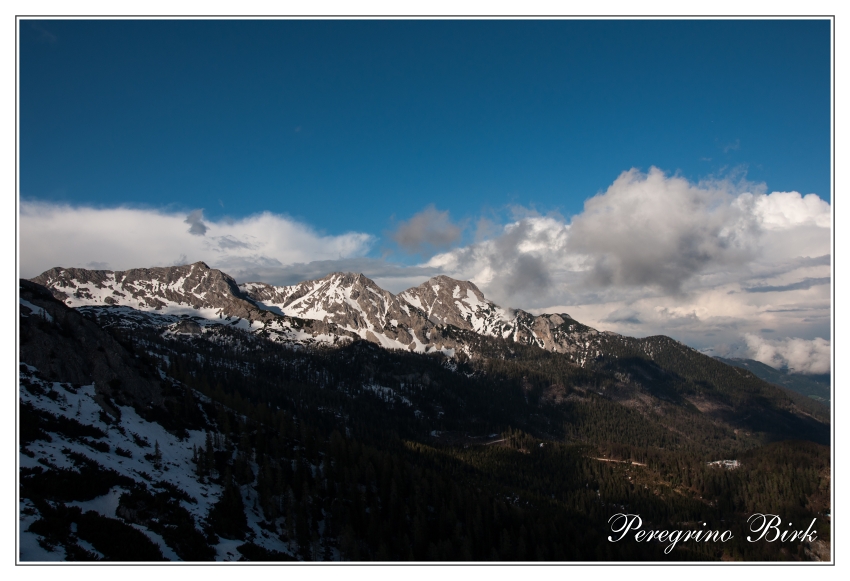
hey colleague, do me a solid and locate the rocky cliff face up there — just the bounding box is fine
[241,273,437,350]
[398,275,514,335]
[397,275,604,357]
[32,262,609,364]
[30,263,361,348]
[31,262,255,317]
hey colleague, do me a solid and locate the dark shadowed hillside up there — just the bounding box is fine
[20,273,831,562]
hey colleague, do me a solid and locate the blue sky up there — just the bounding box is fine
[19,19,833,368]
[21,20,830,239]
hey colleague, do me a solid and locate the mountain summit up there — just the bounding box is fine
[31,262,254,318]
[31,262,604,363]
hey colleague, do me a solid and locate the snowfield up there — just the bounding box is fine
[19,363,304,562]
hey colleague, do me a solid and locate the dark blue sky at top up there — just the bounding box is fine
[20,19,831,250]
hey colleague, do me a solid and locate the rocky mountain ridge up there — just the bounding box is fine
[32,262,610,365]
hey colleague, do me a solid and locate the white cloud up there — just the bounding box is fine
[19,202,374,281]
[426,214,574,308]
[18,168,831,370]
[567,167,759,292]
[745,190,831,230]
[422,168,831,361]
[743,334,831,375]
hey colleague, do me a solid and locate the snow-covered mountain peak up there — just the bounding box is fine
[398,275,516,336]
[240,272,390,317]
[33,263,605,364]
[240,272,439,351]
[30,262,250,317]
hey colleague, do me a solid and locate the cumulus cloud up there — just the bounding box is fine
[743,334,831,375]
[566,167,758,293]
[428,168,828,291]
[743,190,831,230]
[390,205,463,254]
[425,167,829,308]
[19,202,374,281]
[426,214,573,307]
[421,167,830,359]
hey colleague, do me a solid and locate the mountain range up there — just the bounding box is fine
[19,261,832,562]
[32,261,611,363]
[28,261,831,447]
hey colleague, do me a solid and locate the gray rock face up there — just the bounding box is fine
[241,271,605,360]
[398,275,514,335]
[32,262,608,364]
[31,262,253,316]
[242,272,445,351]
[30,263,362,347]
[397,275,597,356]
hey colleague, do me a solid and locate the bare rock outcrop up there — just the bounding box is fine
[19,279,164,411]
